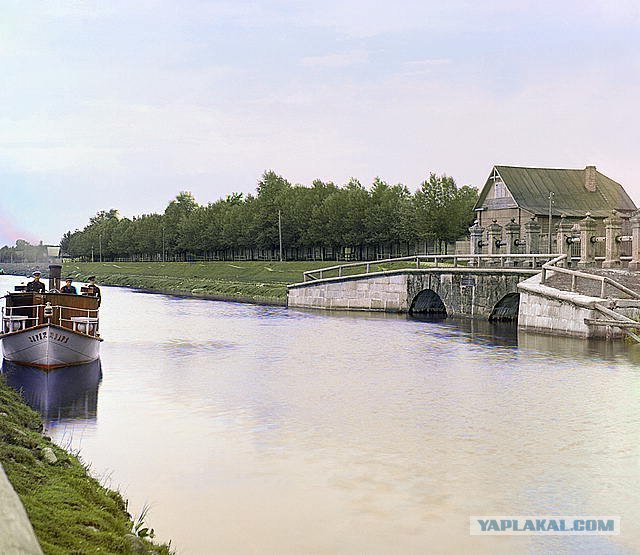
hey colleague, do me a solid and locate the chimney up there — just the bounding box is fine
[49,264,62,292]
[585,165,597,192]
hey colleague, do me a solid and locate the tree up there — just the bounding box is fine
[164,192,198,255]
[415,173,478,252]
[253,171,291,251]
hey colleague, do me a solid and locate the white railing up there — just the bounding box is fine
[302,254,554,282]
[2,304,100,336]
[1,304,40,330]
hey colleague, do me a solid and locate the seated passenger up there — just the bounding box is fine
[60,278,77,294]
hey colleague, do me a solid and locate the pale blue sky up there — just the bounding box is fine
[1,1,639,245]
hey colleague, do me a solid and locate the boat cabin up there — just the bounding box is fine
[2,292,100,337]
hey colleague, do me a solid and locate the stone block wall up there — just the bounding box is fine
[287,273,409,311]
[517,274,624,339]
[407,270,529,319]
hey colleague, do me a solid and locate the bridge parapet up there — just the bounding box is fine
[301,254,553,283]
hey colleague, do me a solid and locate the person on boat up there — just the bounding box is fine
[85,276,101,306]
[60,277,77,294]
[26,271,46,293]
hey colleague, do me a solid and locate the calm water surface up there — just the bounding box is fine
[2,275,640,554]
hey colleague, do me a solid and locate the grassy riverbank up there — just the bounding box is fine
[63,261,319,304]
[63,260,431,304]
[0,377,171,554]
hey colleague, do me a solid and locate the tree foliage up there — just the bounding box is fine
[414,173,478,252]
[59,170,478,261]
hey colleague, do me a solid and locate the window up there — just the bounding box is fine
[490,169,507,198]
[494,179,506,198]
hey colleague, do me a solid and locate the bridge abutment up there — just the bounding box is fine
[288,268,536,320]
[287,273,410,312]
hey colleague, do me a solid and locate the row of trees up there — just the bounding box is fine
[60,171,478,261]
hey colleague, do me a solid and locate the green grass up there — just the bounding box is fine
[63,260,451,304]
[63,261,326,304]
[0,377,172,554]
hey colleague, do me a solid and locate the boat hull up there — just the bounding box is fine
[1,324,101,370]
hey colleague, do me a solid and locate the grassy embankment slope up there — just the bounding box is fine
[63,260,422,304]
[0,378,171,554]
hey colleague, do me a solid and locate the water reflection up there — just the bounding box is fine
[408,314,519,346]
[409,313,635,361]
[1,359,102,423]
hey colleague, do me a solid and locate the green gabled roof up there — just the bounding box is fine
[475,165,637,217]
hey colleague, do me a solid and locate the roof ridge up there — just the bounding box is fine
[495,164,588,171]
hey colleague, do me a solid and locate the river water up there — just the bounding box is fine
[1,275,640,554]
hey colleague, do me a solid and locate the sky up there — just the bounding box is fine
[0,0,639,246]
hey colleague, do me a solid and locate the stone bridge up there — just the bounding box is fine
[287,264,540,321]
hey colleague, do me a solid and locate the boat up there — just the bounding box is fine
[0,265,102,369]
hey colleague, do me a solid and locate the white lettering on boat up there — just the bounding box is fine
[28,330,69,344]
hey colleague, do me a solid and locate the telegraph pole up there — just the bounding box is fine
[547,191,554,254]
[278,210,283,262]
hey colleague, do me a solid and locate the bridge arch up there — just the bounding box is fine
[409,289,447,316]
[489,293,520,322]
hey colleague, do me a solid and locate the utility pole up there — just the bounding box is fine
[99,233,102,263]
[91,245,94,263]
[278,210,283,262]
[162,226,165,262]
[547,191,554,254]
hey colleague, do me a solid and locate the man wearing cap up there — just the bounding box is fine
[86,276,101,306]
[26,271,46,293]
[60,278,77,295]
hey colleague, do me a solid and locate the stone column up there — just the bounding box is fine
[504,218,520,255]
[524,216,541,254]
[578,213,597,268]
[503,218,520,266]
[556,215,573,260]
[629,212,640,271]
[603,210,622,269]
[487,220,503,256]
[468,221,485,256]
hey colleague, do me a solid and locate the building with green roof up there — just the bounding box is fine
[474,165,637,230]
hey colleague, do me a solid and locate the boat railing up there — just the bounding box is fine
[59,305,100,337]
[1,304,40,332]
[2,304,100,337]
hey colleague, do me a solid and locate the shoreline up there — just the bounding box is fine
[0,375,172,554]
[102,282,288,307]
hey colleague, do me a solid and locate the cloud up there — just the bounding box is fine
[301,50,369,68]
[400,58,452,76]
